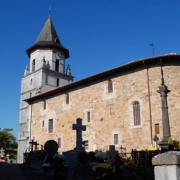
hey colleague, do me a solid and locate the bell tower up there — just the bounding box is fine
[17,16,73,163]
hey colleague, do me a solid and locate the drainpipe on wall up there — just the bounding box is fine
[144,61,153,146]
[29,104,32,144]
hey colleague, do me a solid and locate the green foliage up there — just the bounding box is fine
[0,128,17,159]
[167,137,180,150]
[167,137,173,145]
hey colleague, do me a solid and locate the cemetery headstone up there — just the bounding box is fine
[72,118,86,151]
[63,118,87,179]
[29,139,39,151]
[44,140,59,156]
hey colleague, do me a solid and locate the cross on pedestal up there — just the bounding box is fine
[29,139,39,151]
[72,118,86,151]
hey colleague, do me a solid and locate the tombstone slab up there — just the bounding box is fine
[44,140,59,156]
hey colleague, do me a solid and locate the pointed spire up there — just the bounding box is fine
[36,16,60,44]
[27,16,69,58]
[66,64,72,76]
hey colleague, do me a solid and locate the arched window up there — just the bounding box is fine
[132,101,141,126]
[48,119,53,133]
[55,59,59,72]
[108,79,113,93]
[32,59,35,72]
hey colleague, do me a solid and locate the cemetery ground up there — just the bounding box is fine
[0,162,50,180]
[1,119,179,179]
[0,150,154,180]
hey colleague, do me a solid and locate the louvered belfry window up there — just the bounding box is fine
[55,59,59,72]
[32,59,36,72]
[133,101,141,126]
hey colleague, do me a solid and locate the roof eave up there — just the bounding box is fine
[26,43,69,58]
[25,54,180,104]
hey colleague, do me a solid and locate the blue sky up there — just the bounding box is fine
[0,0,180,137]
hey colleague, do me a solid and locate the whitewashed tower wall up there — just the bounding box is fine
[17,16,73,163]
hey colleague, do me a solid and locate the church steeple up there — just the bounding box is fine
[36,16,60,44]
[18,16,73,164]
[27,16,69,58]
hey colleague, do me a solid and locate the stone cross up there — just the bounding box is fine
[72,118,86,150]
[157,64,171,149]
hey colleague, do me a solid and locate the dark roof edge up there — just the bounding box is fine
[26,53,180,104]
[26,42,69,58]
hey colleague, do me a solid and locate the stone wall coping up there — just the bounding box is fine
[152,151,180,166]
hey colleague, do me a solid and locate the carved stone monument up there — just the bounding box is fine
[157,64,171,149]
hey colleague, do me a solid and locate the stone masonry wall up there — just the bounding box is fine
[30,65,180,152]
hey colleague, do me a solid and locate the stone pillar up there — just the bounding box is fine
[157,65,171,149]
[152,151,180,180]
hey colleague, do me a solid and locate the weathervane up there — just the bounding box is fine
[49,0,54,16]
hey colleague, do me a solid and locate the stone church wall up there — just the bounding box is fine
[30,65,180,152]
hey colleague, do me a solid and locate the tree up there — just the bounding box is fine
[0,128,17,159]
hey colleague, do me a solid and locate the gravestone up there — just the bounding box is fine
[30,140,59,171]
[44,140,59,156]
[64,118,87,167]
[29,139,39,151]
[72,118,86,151]
[107,145,118,163]
[42,140,59,168]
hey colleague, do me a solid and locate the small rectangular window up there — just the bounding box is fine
[87,111,91,122]
[155,123,160,134]
[108,79,113,93]
[43,100,46,109]
[48,119,53,133]
[66,93,69,104]
[58,138,61,148]
[114,134,118,145]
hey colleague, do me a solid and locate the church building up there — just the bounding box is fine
[18,16,180,163]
